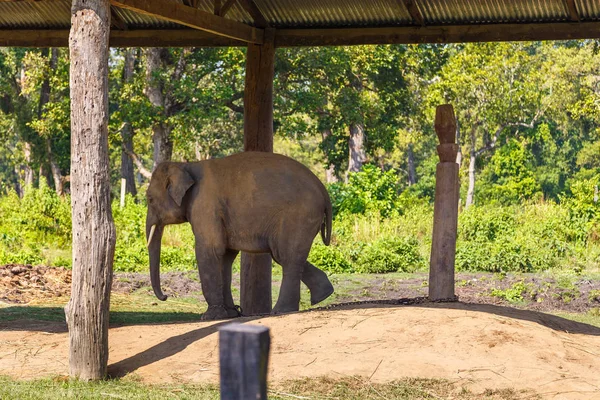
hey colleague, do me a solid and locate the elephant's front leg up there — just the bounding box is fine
[196,244,239,321]
[222,250,239,312]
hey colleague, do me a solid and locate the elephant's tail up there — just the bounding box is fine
[321,195,332,246]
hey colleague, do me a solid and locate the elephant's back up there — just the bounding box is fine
[211,152,328,209]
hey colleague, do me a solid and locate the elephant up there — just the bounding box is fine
[145,151,335,320]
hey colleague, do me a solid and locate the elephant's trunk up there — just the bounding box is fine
[147,220,167,301]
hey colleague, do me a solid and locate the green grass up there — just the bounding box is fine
[0,376,535,400]
[554,308,600,328]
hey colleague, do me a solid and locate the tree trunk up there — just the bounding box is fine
[47,139,64,196]
[145,48,173,168]
[13,166,22,197]
[325,165,338,184]
[65,0,116,380]
[152,124,173,167]
[455,119,463,167]
[407,143,416,186]
[120,48,137,198]
[40,49,65,196]
[23,142,34,188]
[466,141,476,208]
[321,128,338,183]
[347,123,366,177]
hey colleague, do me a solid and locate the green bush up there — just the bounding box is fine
[354,236,425,273]
[490,281,532,303]
[0,179,71,247]
[0,247,44,265]
[308,244,353,274]
[329,164,401,217]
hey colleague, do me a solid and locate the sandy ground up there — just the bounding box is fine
[1,302,600,399]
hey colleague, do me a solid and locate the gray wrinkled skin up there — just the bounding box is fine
[146,152,334,320]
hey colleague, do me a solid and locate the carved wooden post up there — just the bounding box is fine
[241,29,275,315]
[429,104,459,301]
[65,0,116,380]
[219,323,271,400]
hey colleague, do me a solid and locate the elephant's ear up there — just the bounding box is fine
[167,165,195,207]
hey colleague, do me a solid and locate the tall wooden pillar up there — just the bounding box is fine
[241,29,275,315]
[429,104,459,301]
[64,0,116,379]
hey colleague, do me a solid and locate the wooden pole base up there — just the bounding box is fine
[429,162,459,301]
[240,253,273,315]
[240,29,275,315]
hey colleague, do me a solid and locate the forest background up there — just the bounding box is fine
[0,41,599,276]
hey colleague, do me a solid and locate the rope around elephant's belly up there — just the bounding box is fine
[237,295,459,318]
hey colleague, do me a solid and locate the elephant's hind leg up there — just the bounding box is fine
[302,261,334,305]
[272,259,303,314]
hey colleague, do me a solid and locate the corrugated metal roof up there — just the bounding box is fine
[112,7,180,28]
[258,0,412,28]
[0,0,599,30]
[577,0,600,20]
[417,0,569,24]
[0,1,71,29]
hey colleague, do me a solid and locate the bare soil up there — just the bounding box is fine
[2,265,600,399]
[0,264,71,303]
[1,304,600,399]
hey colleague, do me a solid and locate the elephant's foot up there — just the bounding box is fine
[302,262,335,305]
[201,305,240,320]
[272,303,299,315]
[310,279,334,305]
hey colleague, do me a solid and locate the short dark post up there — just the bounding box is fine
[429,104,459,301]
[220,323,271,400]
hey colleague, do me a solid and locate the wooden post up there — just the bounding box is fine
[219,323,270,400]
[429,104,459,301]
[240,28,275,315]
[64,0,116,380]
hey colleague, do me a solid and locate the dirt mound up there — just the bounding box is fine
[0,264,71,303]
[1,303,599,399]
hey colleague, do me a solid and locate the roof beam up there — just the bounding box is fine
[402,0,425,26]
[275,22,600,46]
[4,22,600,48]
[564,0,580,22]
[237,0,268,28]
[218,0,237,17]
[110,0,263,43]
[0,29,245,47]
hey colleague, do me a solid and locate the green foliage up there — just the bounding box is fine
[478,139,542,204]
[0,179,71,248]
[308,244,353,274]
[0,247,44,265]
[330,164,401,217]
[455,202,596,273]
[490,281,532,303]
[354,237,425,273]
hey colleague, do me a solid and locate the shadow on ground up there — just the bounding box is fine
[0,307,203,333]
[1,299,599,338]
[107,320,233,378]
